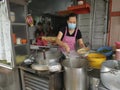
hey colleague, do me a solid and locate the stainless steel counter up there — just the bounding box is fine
[0,67,21,90]
[19,65,64,90]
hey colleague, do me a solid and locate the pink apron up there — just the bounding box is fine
[60,27,78,52]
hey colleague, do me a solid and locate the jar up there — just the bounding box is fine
[78,0,84,5]
[115,49,120,60]
[12,33,16,44]
[10,11,15,22]
[16,38,21,44]
[115,42,120,49]
[21,39,27,44]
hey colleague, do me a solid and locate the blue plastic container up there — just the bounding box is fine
[97,46,113,59]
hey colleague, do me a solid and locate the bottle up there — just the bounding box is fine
[16,38,21,44]
[115,49,120,60]
[78,0,84,5]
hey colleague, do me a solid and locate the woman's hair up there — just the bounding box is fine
[67,13,77,20]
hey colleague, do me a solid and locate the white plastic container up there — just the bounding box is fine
[10,11,15,22]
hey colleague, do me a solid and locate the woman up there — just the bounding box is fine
[56,13,85,53]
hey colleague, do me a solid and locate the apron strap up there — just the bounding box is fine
[74,28,78,37]
[64,27,67,36]
[65,27,78,37]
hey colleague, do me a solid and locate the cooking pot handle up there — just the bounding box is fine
[101,69,118,75]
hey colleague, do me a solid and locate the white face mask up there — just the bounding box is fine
[68,23,76,30]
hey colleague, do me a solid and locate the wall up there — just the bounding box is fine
[78,0,109,49]
[112,0,120,11]
[109,0,120,47]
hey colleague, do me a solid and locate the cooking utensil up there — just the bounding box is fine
[31,63,48,71]
[62,57,87,90]
[77,47,89,55]
[100,60,120,90]
[48,60,61,72]
[36,48,62,64]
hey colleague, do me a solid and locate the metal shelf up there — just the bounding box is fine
[14,44,28,47]
[11,23,26,26]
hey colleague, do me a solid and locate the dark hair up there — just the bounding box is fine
[37,22,43,26]
[33,20,36,25]
[67,13,77,20]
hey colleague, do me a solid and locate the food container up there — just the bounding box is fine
[21,39,27,44]
[115,49,120,60]
[97,46,113,59]
[31,63,48,71]
[10,11,15,22]
[87,53,106,69]
[48,62,61,72]
[78,0,84,5]
[12,33,16,44]
[16,38,21,44]
[115,41,120,49]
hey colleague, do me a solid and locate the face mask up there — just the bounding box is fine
[68,23,76,30]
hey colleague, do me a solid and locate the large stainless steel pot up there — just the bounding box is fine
[36,48,62,64]
[100,60,120,90]
[62,57,87,90]
[89,76,99,90]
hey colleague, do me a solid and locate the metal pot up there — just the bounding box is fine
[36,48,62,64]
[89,76,99,90]
[48,61,62,72]
[62,57,87,90]
[100,60,120,90]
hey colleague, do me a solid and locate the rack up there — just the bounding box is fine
[0,0,29,69]
[9,1,29,66]
[58,2,90,15]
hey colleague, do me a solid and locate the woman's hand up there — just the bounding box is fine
[63,43,70,53]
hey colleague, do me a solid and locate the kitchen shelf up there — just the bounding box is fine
[58,3,90,15]
[14,44,28,47]
[67,3,90,14]
[12,23,26,26]
[57,10,73,16]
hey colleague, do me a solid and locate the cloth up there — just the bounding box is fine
[0,1,12,63]
[60,27,82,40]
[29,26,36,40]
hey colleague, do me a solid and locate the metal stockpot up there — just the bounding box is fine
[100,60,120,90]
[89,77,99,90]
[36,48,62,64]
[62,57,87,90]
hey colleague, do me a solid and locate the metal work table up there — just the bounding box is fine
[19,64,63,90]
